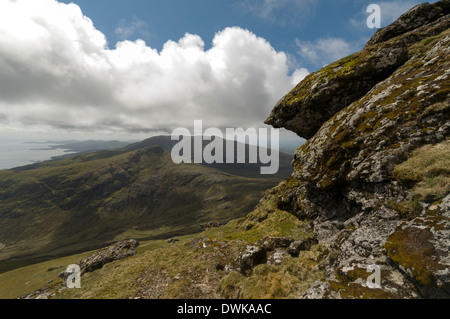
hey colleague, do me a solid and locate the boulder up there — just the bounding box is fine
[268,249,290,266]
[257,236,293,251]
[238,245,266,275]
[287,236,319,257]
[59,239,139,278]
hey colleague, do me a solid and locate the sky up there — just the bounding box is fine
[0,0,430,142]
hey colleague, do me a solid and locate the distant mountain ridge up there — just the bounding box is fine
[11,136,294,178]
[125,135,294,177]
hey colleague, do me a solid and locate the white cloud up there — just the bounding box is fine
[0,0,308,136]
[291,68,310,85]
[295,37,356,68]
[239,0,317,24]
[115,16,152,40]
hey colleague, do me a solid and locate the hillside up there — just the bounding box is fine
[0,140,291,273]
[1,1,449,299]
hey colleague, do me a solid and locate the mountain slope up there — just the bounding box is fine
[124,135,295,178]
[0,142,287,273]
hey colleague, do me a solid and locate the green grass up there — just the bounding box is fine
[393,139,450,215]
[202,199,309,243]
[0,250,93,299]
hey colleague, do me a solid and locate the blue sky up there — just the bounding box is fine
[0,0,429,141]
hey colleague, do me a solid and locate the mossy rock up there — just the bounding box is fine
[265,39,409,140]
[385,219,450,297]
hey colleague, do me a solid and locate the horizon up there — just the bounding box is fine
[0,132,302,170]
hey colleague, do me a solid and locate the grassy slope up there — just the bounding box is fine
[0,144,284,273]
[0,194,326,299]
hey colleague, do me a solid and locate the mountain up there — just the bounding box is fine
[1,1,449,299]
[0,138,291,273]
[124,135,294,177]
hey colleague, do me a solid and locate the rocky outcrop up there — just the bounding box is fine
[59,239,139,278]
[287,236,319,257]
[79,239,139,274]
[227,236,306,274]
[22,239,140,299]
[265,41,408,140]
[265,1,450,299]
[237,245,267,275]
[265,0,449,141]
[366,0,450,46]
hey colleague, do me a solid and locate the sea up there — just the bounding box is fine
[0,140,75,170]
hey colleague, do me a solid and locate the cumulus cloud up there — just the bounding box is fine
[295,37,356,69]
[0,0,307,136]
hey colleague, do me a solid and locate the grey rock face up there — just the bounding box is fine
[264,2,450,299]
[272,18,449,222]
[268,249,290,266]
[384,194,450,298]
[238,245,266,275]
[265,41,408,140]
[287,236,319,257]
[59,239,140,278]
[258,236,293,251]
[366,1,450,46]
